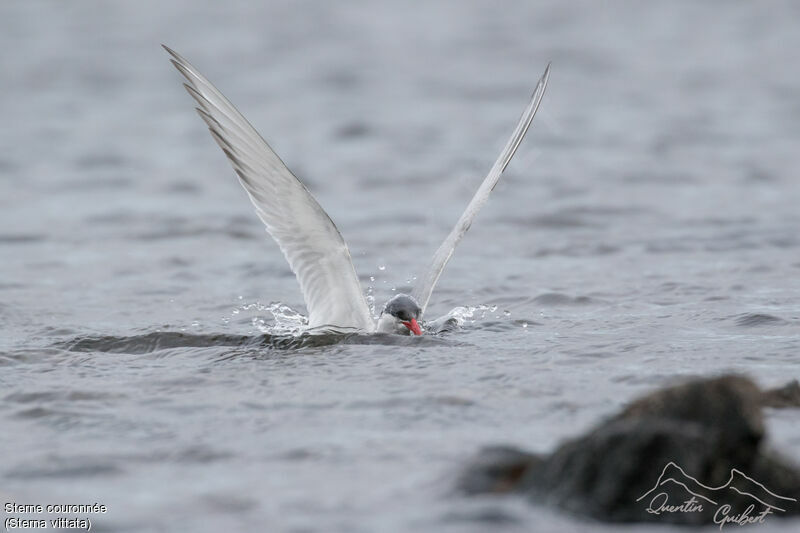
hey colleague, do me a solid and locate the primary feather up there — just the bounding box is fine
[163,45,373,331]
[412,63,551,315]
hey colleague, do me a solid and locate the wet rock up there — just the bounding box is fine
[459,375,800,524]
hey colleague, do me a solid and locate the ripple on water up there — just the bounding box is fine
[532,243,621,258]
[505,205,649,229]
[4,390,124,403]
[1,348,69,366]
[57,330,456,356]
[7,458,123,479]
[734,313,789,327]
[0,234,47,244]
[474,320,522,333]
[60,332,257,354]
[531,292,606,307]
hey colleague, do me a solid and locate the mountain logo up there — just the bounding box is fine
[636,461,797,528]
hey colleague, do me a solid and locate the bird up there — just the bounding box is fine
[163,45,549,336]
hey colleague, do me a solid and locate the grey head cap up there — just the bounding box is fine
[381,294,421,321]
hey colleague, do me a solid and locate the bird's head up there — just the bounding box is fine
[380,294,422,335]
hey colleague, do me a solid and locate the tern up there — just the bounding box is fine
[163,45,549,336]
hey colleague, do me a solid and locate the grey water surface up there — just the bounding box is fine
[2,1,800,532]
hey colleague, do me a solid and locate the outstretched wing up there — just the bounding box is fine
[412,63,551,316]
[163,45,374,331]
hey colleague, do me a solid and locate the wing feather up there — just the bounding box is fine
[412,64,551,315]
[163,45,374,331]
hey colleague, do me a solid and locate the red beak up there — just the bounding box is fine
[402,318,422,336]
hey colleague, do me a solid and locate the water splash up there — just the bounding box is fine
[430,304,496,330]
[424,304,525,333]
[365,285,376,318]
[452,305,493,326]
[229,301,308,336]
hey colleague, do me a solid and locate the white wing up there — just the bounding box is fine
[413,63,551,316]
[163,45,374,331]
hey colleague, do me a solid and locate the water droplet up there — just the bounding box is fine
[522,322,528,328]
[503,310,511,317]
[370,276,375,282]
[378,265,386,271]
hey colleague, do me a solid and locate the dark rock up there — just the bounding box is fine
[459,375,800,524]
[458,446,542,495]
[761,380,800,408]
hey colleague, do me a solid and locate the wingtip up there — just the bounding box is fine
[542,62,552,82]
[527,62,551,100]
[162,44,190,68]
